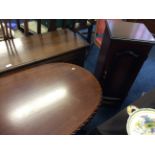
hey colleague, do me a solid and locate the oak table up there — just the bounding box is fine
[0,63,101,134]
[0,29,89,74]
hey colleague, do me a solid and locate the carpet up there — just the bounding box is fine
[122,45,155,108]
[78,44,155,134]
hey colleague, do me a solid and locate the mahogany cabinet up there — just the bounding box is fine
[95,20,155,105]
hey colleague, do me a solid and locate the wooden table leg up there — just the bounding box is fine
[37,19,41,34]
[48,19,57,31]
[24,19,29,36]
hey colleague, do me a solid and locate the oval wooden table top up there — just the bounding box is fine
[0,63,101,134]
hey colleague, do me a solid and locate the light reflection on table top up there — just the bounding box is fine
[10,86,67,122]
[0,63,101,134]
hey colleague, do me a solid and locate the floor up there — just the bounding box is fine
[77,44,155,134]
[122,46,155,107]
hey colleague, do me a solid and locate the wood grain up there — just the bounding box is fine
[126,19,155,35]
[107,20,155,42]
[0,63,101,134]
[0,29,89,74]
[95,20,155,104]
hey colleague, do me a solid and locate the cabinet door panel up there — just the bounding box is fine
[103,49,140,98]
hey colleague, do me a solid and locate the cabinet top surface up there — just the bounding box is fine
[107,20,155,43]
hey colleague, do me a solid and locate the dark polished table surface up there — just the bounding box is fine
[95,89,155,135]
[0,63,101,134]
[0,29,89,74]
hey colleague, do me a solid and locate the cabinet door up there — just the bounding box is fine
[103,48,145,99]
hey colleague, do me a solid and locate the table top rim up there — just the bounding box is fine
[0,62,102,134]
